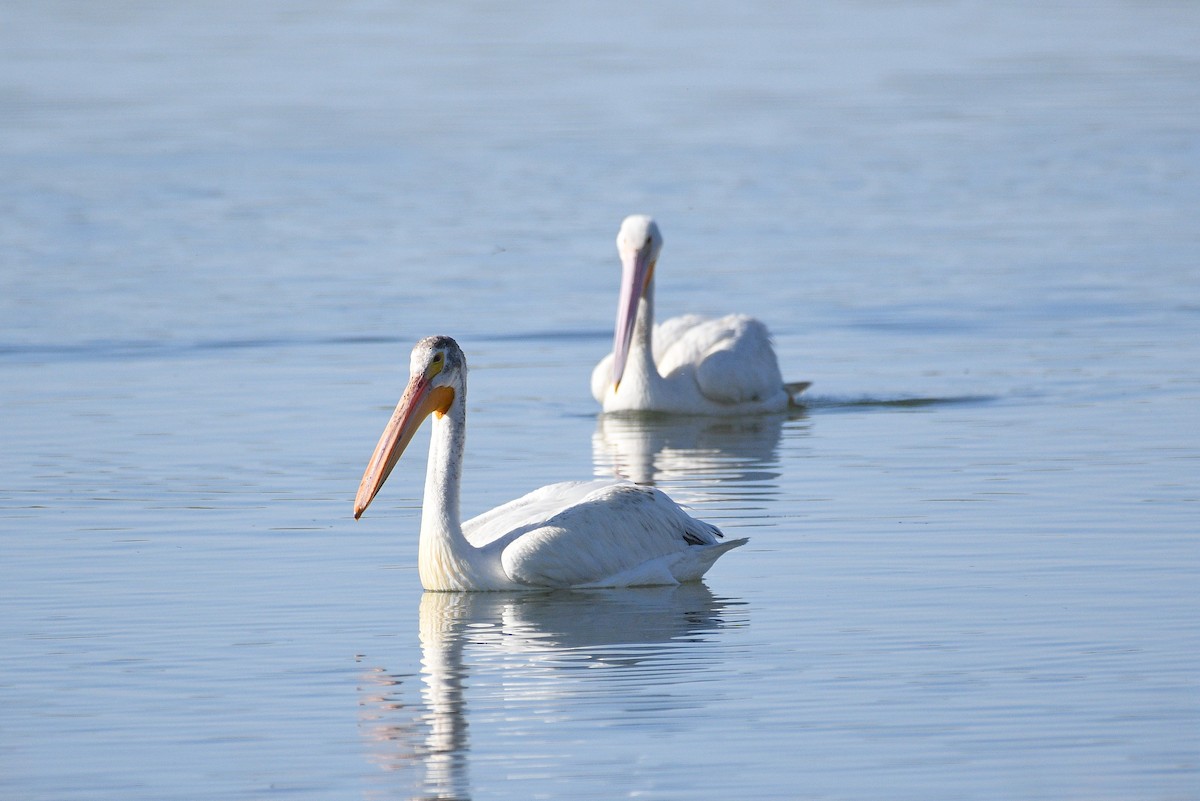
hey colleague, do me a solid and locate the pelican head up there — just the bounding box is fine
[610,214,663,390]
[354,335,464,519]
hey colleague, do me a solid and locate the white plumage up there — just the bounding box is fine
[354,335,746,591]
[592,215,808,414]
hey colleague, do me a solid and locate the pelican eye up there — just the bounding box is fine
[426,351,446,379]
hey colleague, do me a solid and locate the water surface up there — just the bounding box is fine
[2,2,1197,799]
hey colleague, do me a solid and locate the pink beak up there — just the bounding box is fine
[610,244,654,390]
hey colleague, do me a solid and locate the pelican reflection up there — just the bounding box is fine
[592,411,803,507]
[358,585,743,800]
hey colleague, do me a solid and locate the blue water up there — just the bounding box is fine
[2,2,1198,799]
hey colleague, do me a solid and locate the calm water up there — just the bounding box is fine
[2,2,1198,799]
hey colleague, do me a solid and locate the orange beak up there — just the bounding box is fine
[354,373,454,519]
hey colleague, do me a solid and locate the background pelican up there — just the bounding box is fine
[591,215,809,414]
[354,335,746,591]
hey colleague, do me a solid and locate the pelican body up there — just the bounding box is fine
[354,336,746,591]
[592,215,808,415]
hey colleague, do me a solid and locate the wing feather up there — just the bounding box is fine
[462,479,615,547]
[657,314,785,406]
[499,483,723,588]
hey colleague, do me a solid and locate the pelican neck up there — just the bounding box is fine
[417,389,487,590]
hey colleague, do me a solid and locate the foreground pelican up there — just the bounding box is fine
[592,215,809,414]
[354,335,746,591]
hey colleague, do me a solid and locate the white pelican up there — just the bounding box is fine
[354,335,746,591]
[592,214,809,414]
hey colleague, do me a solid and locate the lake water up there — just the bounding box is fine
[2,2,1198,799]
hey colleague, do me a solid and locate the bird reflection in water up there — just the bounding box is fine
[592,411,805,509]
[357,585,743,800]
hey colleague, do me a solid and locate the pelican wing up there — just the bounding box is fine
[590,353,615,403]
[650,313,708,363]
[657,314,785,406]
[496,483,730,588]
[462,479,617,547]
